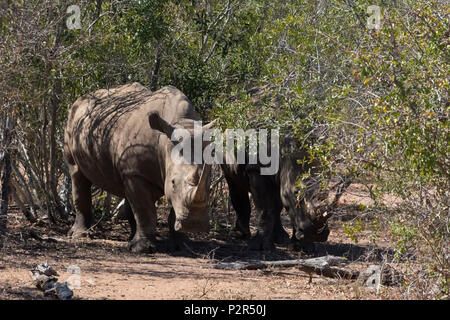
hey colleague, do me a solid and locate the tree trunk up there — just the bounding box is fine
[40,99,54,223]
[95,0,103,19]
[11,185,36,223]
[58,165,73,218]
[0,116,15,233]
[16,140,46,218]
[0,151,11,232]
[46,4,66,221]
[12,163,38,220]
[48,75,65,220]
[149,44,162,91]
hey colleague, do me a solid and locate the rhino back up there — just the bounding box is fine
[64,83,198,197]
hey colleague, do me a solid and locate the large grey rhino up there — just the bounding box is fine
[64,83,214,253]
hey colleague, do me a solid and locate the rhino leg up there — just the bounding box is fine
[246,173,282,251]
[124,178,158,253]
[68,165,93,238]
[248,203,284,251]
[228,187,251,240]
[273,209,290,245]
[122,199,136,241]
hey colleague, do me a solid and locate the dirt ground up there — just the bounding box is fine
[0,184,406,300]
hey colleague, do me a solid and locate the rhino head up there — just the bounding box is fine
[286,175,332,244]
[148,112,214,233]
[165,162,211,233]
[293,197,330,243]
[292,177,350,243]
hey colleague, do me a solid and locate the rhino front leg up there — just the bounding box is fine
[247,173,281,251]
[272,205,290,244]
[124,178,158,253]
[228,186,251,240]
[68,165,93,238]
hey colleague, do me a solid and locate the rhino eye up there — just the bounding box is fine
[186,172,199,186]
[171,179,175,186]
[186,178,197,186]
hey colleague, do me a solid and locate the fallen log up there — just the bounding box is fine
[29,230,66,243]
[214,255,360,280]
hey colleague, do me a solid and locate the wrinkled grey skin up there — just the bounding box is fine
[64,83,214,253]
[221,149,330,252]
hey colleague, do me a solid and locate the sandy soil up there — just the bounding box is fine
[0,184,405,300]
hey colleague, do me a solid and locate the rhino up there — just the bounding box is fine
[63,83,214,253]
[221,145,344,252]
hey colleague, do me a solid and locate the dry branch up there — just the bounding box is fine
[11,187,36,223]
[214,255,360,279]
[11,164,38,220]
[29,230,66,243]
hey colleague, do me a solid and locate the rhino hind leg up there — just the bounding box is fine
[248,232,275,251]
[68,165,93,239]
[272,212,290,245]
[120,199,136,241]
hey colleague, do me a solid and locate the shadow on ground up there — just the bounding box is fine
[2,210,403,268]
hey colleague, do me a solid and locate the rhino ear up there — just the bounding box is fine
[148,111,174,137]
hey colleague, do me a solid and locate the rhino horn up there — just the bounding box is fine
[191,164,211,205]
[303,197,331,225]
[317,178,353,222]
[202,119,217,131]
[315,206,333,224]
[303,198,316,216]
